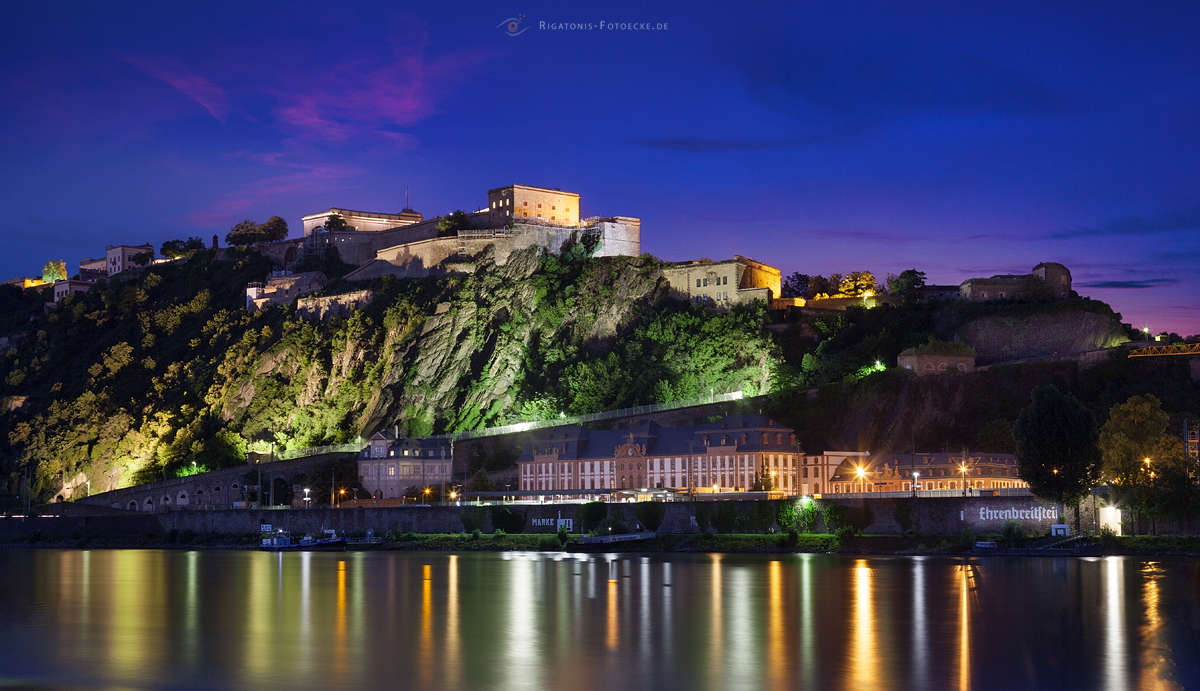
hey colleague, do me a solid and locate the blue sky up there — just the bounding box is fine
[2,0,1198,334]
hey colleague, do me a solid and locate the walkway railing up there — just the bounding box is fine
[273,443,367,461]
[431,390,745,442]
[822,488,1032,499]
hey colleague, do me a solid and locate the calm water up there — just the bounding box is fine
[0,550,1196,690]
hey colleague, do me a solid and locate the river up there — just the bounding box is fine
[0,550,1195,690]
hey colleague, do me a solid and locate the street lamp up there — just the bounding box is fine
[303,488,311,509]
[855,466,866,492]
[912,472,919,497]
[424,488,431,504]
[338,488,346,507]
[959,464,968,496]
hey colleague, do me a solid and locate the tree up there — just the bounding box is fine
[437,210,476,237]
[466,467,495,492]
[160,237,207,259]
[1014,385,1102,506]
[259,216,289,242]
[887,269,927,305]
[750,464,775,490]
[41,260,67,283]
[837,271,877,297]
[225,220,261,246]
[322,215,349,233]
[782,272,811,299]
[806,275,837,299]
[130,251,154,267]
[1099,395,1176,489]
[635,501,666,531]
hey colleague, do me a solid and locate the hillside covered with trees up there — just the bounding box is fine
[0,246,1195,505]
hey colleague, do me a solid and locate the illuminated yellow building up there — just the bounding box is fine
[827,452,1028,494]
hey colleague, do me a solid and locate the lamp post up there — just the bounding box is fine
[960,465,968,497]
[855,467,866,494]
[912,472,919,497]
[303,488,311,509]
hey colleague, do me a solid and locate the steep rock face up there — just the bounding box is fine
[959,311,1128,364]
[235,248,670,442]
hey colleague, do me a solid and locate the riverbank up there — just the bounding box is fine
[3,529,1199,556]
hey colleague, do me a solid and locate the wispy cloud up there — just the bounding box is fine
[1054,204,1200,239]
[186,159,361,227]
[628,138,822,152]
[1078,279,1181,289]
[271,18,492,144]
[124,56,230,123]
[726,39,1073,140]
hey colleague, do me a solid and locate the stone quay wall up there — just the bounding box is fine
[5,496,1113,540]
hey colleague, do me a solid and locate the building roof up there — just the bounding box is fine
[487,183,579,197]
[829,451,1018,482]
[516,414,798,463]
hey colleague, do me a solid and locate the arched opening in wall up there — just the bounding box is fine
[144,497,155,511]
[161,495,171,506]
[284,247,296,265]
[128,500,138,511]
[178,491,189,505]
[957,364,967,371]
[938,363,948,371]
[924,363,934,371]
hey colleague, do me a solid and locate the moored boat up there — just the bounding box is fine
[260,529,347,552]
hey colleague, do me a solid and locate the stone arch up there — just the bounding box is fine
[923,363,934,370]
[144,497,155,511]
[957,364,967,371]
[177,491,190,505]
[128,500,138,511]
[938,363,948,371]
[161,495,171,506]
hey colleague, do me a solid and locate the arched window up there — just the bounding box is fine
[144,497,154,510]
[128,500,138,511]
[938,363,948,371]
[177,491,189,505]
[924,363,934,370]
[957,364,967,371]
[162,495,171,505]
[905,364,912,370]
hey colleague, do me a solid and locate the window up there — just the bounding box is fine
[703,278,708,286]
[938,363,948,371]
[957,364,967,371]
[924,363,934,370]
[696,279,701,288]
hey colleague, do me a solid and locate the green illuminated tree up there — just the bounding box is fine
[837,271,877,297]
[41,260,67,283]
[160,237,206,259]
[1013,385,1101,506]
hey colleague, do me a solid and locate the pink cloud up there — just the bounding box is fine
[271,18,493,143]
[185,159,361,227]
[124,56,231,123]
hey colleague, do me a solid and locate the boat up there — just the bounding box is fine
[260,529,347,552]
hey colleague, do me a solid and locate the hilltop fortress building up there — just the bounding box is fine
[289,184,640,280]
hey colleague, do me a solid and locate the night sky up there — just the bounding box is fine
[2,1,1198,334]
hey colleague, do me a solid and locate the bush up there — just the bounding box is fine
[740,501,774,534]
[892,498,913,533]
[834,525,858,544]
[959,527,976,551]
[596,510,629,535]
[490,505,526,534]
[712,502,737,534]
[557,526,569,545]
[1099,524,1118,547]
[538,535,561,550]
[822,504,847,532]
[1000,519,1026,545]
[796,501,819,533]
[470,528,482,541]
[460,506,487,533]
[577,502,608,534]
[635,501,666,532]
[776,501,797,532]
[694,502,712,533]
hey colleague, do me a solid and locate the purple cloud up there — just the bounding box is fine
[124,56,231,123]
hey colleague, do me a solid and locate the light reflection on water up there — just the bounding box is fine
[0,550,1197,691]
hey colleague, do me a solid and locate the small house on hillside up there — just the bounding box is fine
[246,271,327,311]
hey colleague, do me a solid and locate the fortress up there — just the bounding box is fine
[292,183,641,281]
